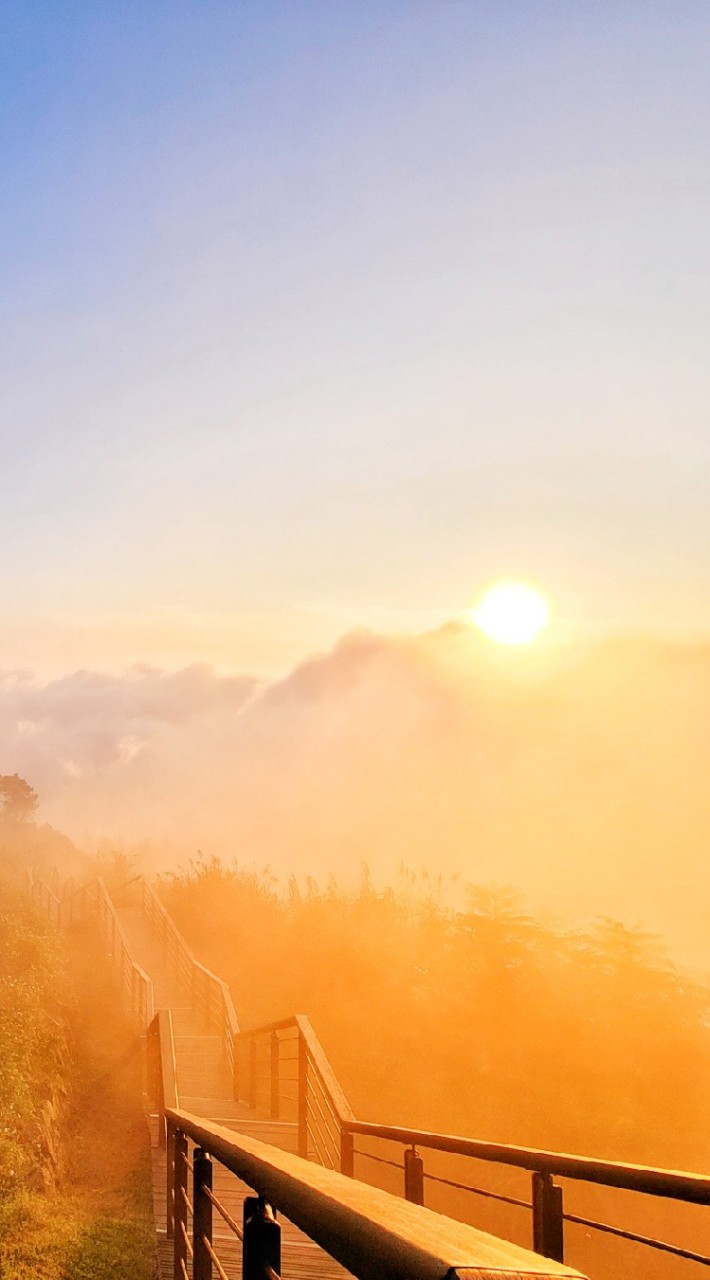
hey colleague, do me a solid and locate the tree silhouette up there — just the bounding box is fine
[0,774,38,823]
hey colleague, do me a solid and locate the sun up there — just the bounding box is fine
[469,580,550,645]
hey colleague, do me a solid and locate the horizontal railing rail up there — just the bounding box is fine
[165,1106,586,1280]
[343,1119,710,1204]
[341,1119,710,1267]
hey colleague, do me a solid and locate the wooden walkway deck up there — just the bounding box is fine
[114,904,351,1280]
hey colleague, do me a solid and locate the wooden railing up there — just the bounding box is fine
[29,871,64,926]
[340,1119,710,1269]
[119,874,240,1074]
[231,1014,355,1170]
[30,871,154,1031]
[179,1001,710,1271]
[35,869,710,1274]
[147,1009,179,1149]
[161,1105,586,1280]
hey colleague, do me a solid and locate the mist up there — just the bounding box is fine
[2,626,708,968]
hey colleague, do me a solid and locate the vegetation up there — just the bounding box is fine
[0,774,86,886]
[0,881,67,1199]
[159,855,710,1171]
[0,880,155,1280]
[0,774,39,824]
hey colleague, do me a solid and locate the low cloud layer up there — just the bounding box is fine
[2,628,709,966]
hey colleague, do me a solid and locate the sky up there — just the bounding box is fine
[1,1,709,675]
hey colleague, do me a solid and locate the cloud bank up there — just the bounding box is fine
[2,628,708,966]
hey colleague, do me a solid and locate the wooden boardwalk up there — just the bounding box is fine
[114,903,351,1280]
[31,872,710,1280]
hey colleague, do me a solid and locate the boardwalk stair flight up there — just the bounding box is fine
[30,871,710,1280]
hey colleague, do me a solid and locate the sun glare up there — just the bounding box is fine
[469,581,550,646]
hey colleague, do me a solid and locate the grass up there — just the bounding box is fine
[0,919,157,1280]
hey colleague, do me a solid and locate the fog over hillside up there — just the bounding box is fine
[2,628,708,967]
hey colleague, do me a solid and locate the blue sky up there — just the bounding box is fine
[1,2,709,673]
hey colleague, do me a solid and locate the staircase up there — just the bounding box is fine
[110,889,350,1280]
[30,868,710,1280]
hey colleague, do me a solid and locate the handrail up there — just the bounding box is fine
[29,873,63,926]
[343,1120,710,1205]
[147,1008,179,1156]
[159,1008,180,1111]
[30,871,154,1031]
[295,1014,356,1124]
[130,875,240,1072]
[166,1107,585,1280]
[93,876,155,1029]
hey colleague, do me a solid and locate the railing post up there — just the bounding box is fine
[174,1130,188,1280]
[193,1147,213,1280]
[249,1038,258,1110]
[156,1029,167,1151]
[404,1145,424,1205]
[243,1195,281,1280]
[532,1171,564,1262]
[270,1031,279,1120]
[297,1031,308,1158]
[204,972,211,1031]
[340,1128,354,1177]
[236,1034,244,1105]
[166,1121,176,1238]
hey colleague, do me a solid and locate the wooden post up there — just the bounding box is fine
[270,1032,279,1120]
[204,972,211,1031]
[249,1039,258,1110]
[193,1148,213,1280]
[340,1129,354,1177]
[236,1039,244,1100]
[532,1171,564,1262]
[174,1130,188,1280]
[404,1146,424,1205]
[243,1195,281,1280]
[297,1031,308,1158]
